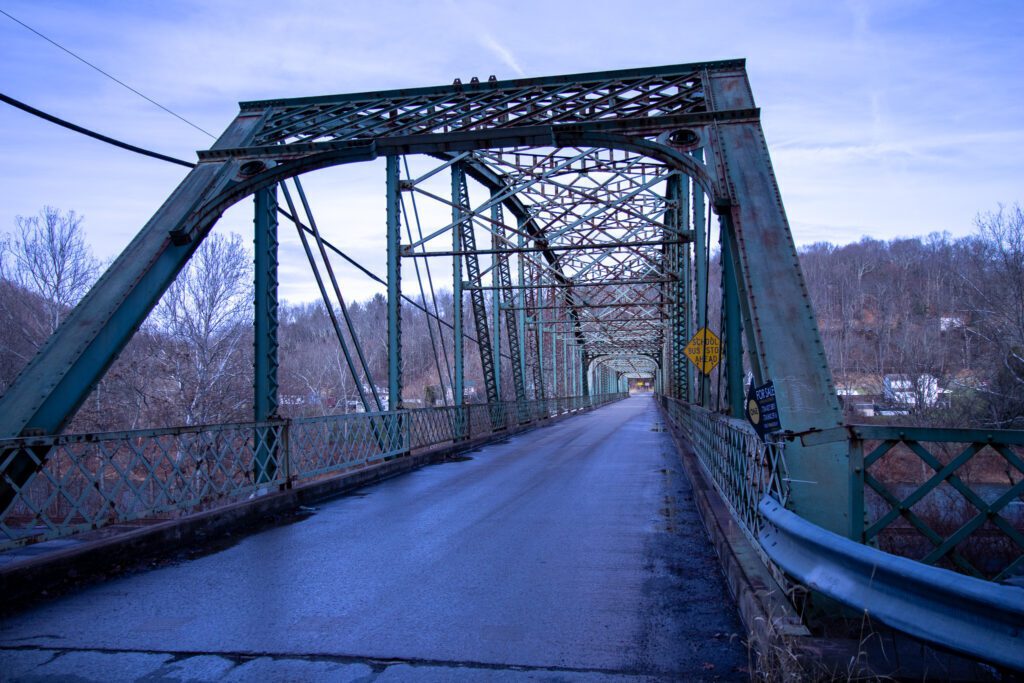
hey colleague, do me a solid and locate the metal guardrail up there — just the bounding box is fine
[0,393,626,551]
[660,394,1024,670]
[759,495,1024,672]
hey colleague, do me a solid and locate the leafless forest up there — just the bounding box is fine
[1,204,1021,433]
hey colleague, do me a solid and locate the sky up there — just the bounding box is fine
[1,0,1023,303]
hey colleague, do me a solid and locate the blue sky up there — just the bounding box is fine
[2,0,1022,302]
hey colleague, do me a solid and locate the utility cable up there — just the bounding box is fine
[0,8,215,138]
[404,157,455,395]
[292,176,384,412]
[401,190,451,406]
[0,92,196,169]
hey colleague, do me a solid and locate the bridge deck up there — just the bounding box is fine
[0,396,747,681]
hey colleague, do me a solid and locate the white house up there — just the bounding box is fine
[883,374,939,407]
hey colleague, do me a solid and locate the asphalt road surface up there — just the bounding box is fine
[0,396,748,681]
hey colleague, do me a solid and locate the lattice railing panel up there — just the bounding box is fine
[659,396,789,542]
[852,426,1024,582]
[1,395,626,551]
[0,422,286,548]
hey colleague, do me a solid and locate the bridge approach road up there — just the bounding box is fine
[0,396,747,681]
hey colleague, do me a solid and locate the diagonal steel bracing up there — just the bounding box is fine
[452,164,500,405]
[491,202,527,404]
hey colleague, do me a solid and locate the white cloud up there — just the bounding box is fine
[478,33,525,77]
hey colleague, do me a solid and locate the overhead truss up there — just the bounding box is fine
[0,59,852,536]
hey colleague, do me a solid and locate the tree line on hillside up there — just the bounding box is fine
[0,207,491,433]
[800,205,1023,428]
[0,204,1021,433]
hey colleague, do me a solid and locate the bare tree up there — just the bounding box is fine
[0,206,100,337]
[153,232,253,426]
[0,207,100,393]
[965,204,1024,426]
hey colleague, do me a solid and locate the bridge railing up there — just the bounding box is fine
[661,395,1024,582]
[659,396,790,543]
[0,392,626,551]
[844,425,1024,582]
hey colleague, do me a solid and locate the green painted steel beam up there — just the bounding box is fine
[452,164,499,406]
[451,165,465,412]
[253,184,280,484]
[239,60,746,111]
[720,214,745,418]
[386,156,402,410]
[707,66,848,536]
[253,185,280,423]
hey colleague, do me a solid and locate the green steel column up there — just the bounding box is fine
[538,318,544,397]
[386,156,402,411]
[679,175,691,400]
[555,328,561,396]
[452,166,464,410]
[491,203,502,400]
[254,185,279,484]
[720,214,744,417]
[517,220,527,391]
[563,335,569,396]
[582,352,590,396]
[253,186,279,422]
[667,174,688,400]
[692,153,710,407]
[683,238,693,402]
[707,67,848,536]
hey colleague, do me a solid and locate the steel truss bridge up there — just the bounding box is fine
[1,60,1022,674]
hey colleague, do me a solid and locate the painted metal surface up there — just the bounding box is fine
[759,496,1024,672]
[0,58,894,559]
[386,156,402,411]
[800,424,1024,582]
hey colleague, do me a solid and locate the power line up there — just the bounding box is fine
[0,92,197,169]
[0,8,216,139]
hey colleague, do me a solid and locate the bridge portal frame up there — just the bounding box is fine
[0,60,851,536]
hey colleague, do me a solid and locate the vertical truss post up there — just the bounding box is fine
[386,156,402,412]
[582,352,590,396]
[517,221,528,396]
[720,214,745,418]
[451,166,465,436]
[538,317,545,399]
[527,266,546,406]
[254,185,280,484]
[692,154,710,407]
[667,174,689,401]
[552,319,558,397]
[683,239,693,402]
[573,343,579,395]
[491,211,501,401]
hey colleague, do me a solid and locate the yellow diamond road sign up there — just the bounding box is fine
[683,327,721,375]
